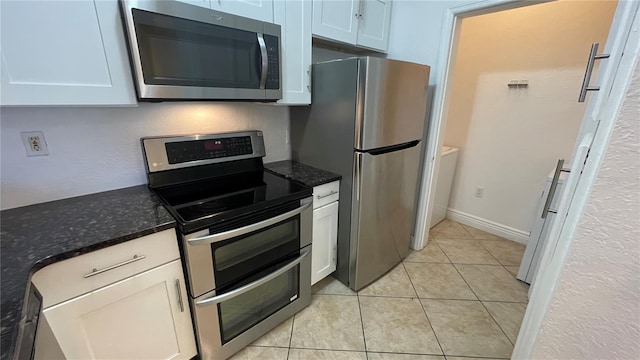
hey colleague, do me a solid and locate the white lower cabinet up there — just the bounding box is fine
[40,260,196,360]
[311,181,340,285]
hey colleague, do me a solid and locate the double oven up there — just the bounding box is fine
[142,131,312,360]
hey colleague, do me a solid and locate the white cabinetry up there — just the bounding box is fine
[311,181,340,285]
[312,0,392,52]
[275,0,312,105]
[177,0,273,22]
[0,0,136,106]
[32,230,197,360]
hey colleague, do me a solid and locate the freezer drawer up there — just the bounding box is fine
[350,143,421,289]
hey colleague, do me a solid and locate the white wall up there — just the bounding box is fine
[529,57,640,360]
[0,103,290,210]
[442,0,616,234]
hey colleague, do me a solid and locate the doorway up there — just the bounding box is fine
[412,0,638,358]
[433,0,616,278]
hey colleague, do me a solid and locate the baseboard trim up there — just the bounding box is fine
[446,209,530,244]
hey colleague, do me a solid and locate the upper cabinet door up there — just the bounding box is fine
[210,0,274,22]
[275,0,312,105]
[174,0,212,8]
[0,0,136,106]
[312,0,359,45]
[356,0,391,52]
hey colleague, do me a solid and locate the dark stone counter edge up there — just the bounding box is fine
[264,161,342,188]
[2,221,176,360]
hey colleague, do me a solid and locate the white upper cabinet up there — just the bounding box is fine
[274,0,312,105]
[356,0,391,51]
[174,0,212,9]
[210,0,274,22]
[312,0,359,45]
[0,0,137,106]
[312,0,392,52]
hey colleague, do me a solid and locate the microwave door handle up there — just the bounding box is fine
[195,247,310,306]
[257,34,268,90]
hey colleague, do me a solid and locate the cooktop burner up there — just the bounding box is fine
[141,131,311,234]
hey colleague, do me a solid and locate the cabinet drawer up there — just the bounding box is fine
[32,229,180,308]
[313,181,340,209]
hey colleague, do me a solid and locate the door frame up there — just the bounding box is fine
[413,0,639,358]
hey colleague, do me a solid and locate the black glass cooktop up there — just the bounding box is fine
[154,170,311,233]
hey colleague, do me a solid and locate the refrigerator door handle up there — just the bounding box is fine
[355,153,362,201]
[366,140,420,155]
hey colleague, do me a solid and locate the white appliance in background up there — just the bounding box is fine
[430,146,459,228]
[518,161,569,286]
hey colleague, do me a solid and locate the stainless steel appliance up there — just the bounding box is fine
[291,57,430,291]
[120,1,281,101]
[142,131,312,360]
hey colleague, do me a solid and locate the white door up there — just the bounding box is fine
[210,0,274,22]
[515,3,640,356]
[0,0,136,106]
[311,201,339,285]
[356,0,392,52]
[312,0,359,45]
[43,260,197,360]
[274,0,312,105]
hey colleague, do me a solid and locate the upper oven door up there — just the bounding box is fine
[183,198,312,298]
[120,0,281,101]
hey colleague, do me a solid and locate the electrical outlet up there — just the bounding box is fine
[475,186,484,198]
[21,131,49,156]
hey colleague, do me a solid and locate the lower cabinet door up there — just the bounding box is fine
[311,201,339,285]
[43,260,197,360]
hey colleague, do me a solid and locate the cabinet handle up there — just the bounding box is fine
[84,254,146,278]
[357,0,364,20]
[541,159,564,219]
[175,279,185,312]
[307,69,312,92]
[316,191,338,200]
[578,43,610,102]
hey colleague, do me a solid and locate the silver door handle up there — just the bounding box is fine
[175,279,185,312]
[195,248,310,306]
[316,191,338,200]
[578,43,610,102]
[542,159,564,219]
[258,33,268,90]
[84,255,146,278]
[188,202,311,245]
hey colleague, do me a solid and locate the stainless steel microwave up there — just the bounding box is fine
[120,0,281,101]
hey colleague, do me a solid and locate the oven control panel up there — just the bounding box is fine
[142,131,266,173]
[166,136,253,164]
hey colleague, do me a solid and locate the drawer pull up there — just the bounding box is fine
[84,254,146,278]
[316,191,338,200]
[175,279,185,312]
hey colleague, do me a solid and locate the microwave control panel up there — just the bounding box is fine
[265,34,280,90]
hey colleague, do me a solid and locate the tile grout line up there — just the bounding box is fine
[286,313,296,360]
[449,262,516,347]
[355,292,369,360]
[401,261,447,357]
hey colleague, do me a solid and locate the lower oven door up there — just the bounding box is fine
[191,246,311,360]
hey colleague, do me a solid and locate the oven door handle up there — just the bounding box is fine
[187,202,311,245]
[195,247,310,307]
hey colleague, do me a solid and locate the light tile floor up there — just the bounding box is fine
[230,220,528,360]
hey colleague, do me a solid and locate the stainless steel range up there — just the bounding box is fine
[141,131,312,360]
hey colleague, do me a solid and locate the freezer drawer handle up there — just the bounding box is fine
[84,255,146,278]
[195,248,310,306]
[542,159,564,219]
[188,202,311,245]
[578,42,610,102]
[316,191,338,200]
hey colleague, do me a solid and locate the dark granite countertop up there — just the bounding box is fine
[0,185,175,360]
[265,160,342,188]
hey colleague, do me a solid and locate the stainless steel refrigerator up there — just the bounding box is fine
[291,57,430,291]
